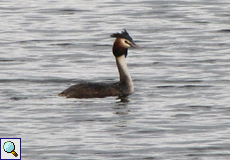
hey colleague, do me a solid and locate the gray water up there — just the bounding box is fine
[1,0,230,159]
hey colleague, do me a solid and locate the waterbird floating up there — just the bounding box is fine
[59,29,139,98]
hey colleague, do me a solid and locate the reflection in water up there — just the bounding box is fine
[116,120,128,128]
[113,98,130,115]
[117,96,130,103]
[1,0,230,159]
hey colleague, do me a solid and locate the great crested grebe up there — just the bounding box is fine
[59,29,139,98]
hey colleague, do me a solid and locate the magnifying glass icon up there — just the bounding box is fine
[3,141,18,157]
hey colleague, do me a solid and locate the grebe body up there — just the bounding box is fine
[59,29,139,98]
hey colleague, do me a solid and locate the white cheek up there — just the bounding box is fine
[124,43,131,48]
[122,41,131,48]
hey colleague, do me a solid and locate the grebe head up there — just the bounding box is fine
[111,29,139,57]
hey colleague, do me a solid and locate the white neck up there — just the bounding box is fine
[115,55,134,94]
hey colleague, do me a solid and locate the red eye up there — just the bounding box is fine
[125,41,130,45]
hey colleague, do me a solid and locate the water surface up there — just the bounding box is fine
[1,0,230,159]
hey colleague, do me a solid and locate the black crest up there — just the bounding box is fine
[110,29,133,42]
